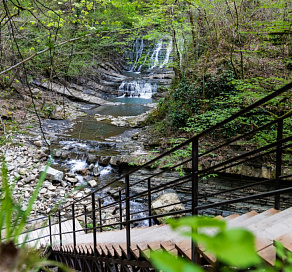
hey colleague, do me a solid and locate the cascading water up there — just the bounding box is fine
[119,39,173,98]
[160,40,173,69]
[129,39,144,73]
[118,80,157,98]
[127,39,173,73]
[149,40,163,70]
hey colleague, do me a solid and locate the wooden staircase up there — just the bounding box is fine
[51,207,292,267]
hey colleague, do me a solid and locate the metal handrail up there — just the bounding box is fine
[10,82,292,267]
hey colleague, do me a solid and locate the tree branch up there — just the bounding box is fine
[0,27,140,76]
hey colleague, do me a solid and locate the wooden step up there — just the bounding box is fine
[253,216,292,241]
[275,233,292,252]
[257,244,275,266]
[230,209,279,228]
[225,213,240,221]
[228,211,258,226]
[175,240,192,260]
[248,207,292,233]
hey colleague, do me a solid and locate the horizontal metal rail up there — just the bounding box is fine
[8,82,292,270]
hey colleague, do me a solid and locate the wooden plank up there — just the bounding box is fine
[175,240,191,261]
[225,214,240,221]
[275,233,292,252]
[160,241,176,253]
[257,245,276,266]
[256,238,273,252]
[130,244,140,260]
[228,211,258,227]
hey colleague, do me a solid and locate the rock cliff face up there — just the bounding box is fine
[32,61,174,103]
[31,38,175,102]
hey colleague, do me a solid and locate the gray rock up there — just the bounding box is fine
[40,188,47,194]
[61,151,70,159]
[61,180,68,187]
[43,181,52,188]
[25,175,36,184]
[74,192,83,199]
[6,156,13,162]
[88,180,98,187]
[33,140,43,147]
[99,156,111,165]
[151,192,185,224]
[67,177,78,184]
[19,168,27,175]
[24,191,30,198]
[48,185,56,191]
[93,165,101,176]
[40,166,64,181]
[54,150,62,157]
[87,154,98,164]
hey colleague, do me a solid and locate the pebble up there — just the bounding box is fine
[48,185,56,191]
[88,180,97,187]
[19,168,27,175]
[1,134,123,230]
[24,191,30,198]
[6,156,13,162]
[74,192,83,199]
[40,188,47,194]
[66,177,78,184]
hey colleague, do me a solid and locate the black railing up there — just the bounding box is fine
[7,82,292,269]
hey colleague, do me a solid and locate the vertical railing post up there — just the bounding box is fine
[119,190,123,230]
[191,137,199,263]
[92,193,97,257]
[49,215,52,246]
[275,118,283,210]
[72,204,76,255]
[84,205,88,234]
[147,178,152,227]
[58,210,62,252]
[125,174,131,259]
[98,198,103,232]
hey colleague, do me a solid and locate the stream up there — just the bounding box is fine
[27,38,287,223]
[33,39,174,225]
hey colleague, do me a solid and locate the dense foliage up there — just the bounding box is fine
[144,0,291,148]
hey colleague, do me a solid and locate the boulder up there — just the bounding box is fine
[40,166,64,181]
[151,192,185,224]
[99,156,111,165]
[87,154,98,164]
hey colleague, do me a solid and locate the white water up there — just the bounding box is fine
[160,40,173,68]
[118,80,157,98]
[130,39,144,72]
[67,159,88,173]
[149,40,163,70]
[127,39,173,72]
[119,38,172,99]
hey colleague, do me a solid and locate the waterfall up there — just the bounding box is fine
[121,38,172,98]
[127,39,173,72]
[129,39,144,72]
[118,80,157,99]
[160,40,173,69]
[149,40,163,70]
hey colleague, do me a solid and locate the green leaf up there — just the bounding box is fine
[150,250,203,272]
[275,240,286,259]
[168,216,226,232]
